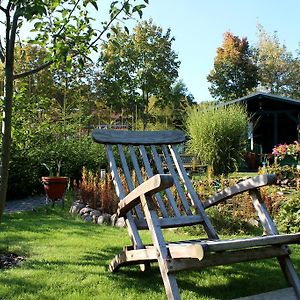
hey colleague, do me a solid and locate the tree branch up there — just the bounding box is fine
[0,39,5,63]
[88,1,128,50]
[0,6,7,14]
[13,60,53,79]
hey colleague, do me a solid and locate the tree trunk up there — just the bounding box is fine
[0,8,18,222]
[0,56,14,221]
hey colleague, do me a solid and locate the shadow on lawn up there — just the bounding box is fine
[101,247,300,299]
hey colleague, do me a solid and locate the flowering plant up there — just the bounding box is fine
[272,141,300,160]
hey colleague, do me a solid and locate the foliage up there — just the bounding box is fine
[207,32,258,101]
[276,192,300,233]
[255,24,300,98]
[187,104,249,175]
[8,134,104,198]
[259,164,299,189]
[97,19,181,129]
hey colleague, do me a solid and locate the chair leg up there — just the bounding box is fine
[159,265,181,300]
[277,255,300,299]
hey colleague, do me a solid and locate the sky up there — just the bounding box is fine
[140,0,300,102]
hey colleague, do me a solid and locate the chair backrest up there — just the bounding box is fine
[92,129,218,241]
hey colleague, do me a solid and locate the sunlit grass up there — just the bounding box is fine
[1,201,300,299]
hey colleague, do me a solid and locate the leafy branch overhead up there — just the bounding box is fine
[0,0,148,76]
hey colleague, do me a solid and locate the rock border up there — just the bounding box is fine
[69,200,126,228]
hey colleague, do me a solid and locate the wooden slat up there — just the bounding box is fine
[169,145,219,240]
[106,145,144,249]
[199,233,300,252]
[249,189,278,235]
[139,145,169,217]
[128,145,169,218]
[117,174,174,217]
[117,144,144,220]
[150,145,181,217]
[169,246,290,273]
[203,174,277,209]
[161,145,192,216]
[92,129,186,145]
[135,215,204,229]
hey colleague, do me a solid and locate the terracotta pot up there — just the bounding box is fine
[41,176,68,201]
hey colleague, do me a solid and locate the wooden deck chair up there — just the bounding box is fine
[92,129,300,300]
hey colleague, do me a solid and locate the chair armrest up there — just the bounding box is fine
[117,174,174,217]
[203,174,276,209]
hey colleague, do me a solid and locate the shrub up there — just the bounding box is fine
[276,192,300,233]
[8,135,105,198]
[186,104,249,175]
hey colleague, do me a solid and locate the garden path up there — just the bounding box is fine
[4,195,45,213]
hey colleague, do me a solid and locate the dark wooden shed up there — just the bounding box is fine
[221,92,300,154]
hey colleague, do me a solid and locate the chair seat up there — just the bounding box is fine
[170,233,300,253]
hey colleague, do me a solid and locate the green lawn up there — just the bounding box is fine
[1,202,300,300]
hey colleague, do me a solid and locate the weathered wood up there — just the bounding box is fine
[105,145,144,249]
[169,145,219,240]
[139,145,169,217]
[249,189,278,235]
[135,215,203,229]
[199,233,300,252]
[128,145,169,218]
[277,256,300,299]
[203,174,277,209]
[150,145,181,217]
[169,246,290,273]
[109,243,204,272]
[140,193,181,300]
[117,174,174,217]
[92,129,186,145]
[161,145,193,216]
[117,144,143,220]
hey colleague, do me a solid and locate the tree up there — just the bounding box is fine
[0,0,147,221]
[255,25,300,98]
[97,19,180,128]
[207,32,258,101]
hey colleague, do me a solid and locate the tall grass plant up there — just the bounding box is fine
[187,104,249,175]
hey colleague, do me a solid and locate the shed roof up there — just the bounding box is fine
[218,92,300,108]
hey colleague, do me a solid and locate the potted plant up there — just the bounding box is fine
[41,161,68,206]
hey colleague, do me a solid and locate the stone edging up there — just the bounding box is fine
[69,200,126,228]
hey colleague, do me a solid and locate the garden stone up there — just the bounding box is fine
[90,210,102,217]
[98,213,111,225]
[83,215,93,222]
[79,206,93,216]
[115,217,126,228]
[111,213,118,226]
[92,215,99,224]
[81,212,90,219]
[69,203,84,214]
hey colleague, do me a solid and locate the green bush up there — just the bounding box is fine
[276,192,300,233]
[187,104,249,175]
[8,135,106,198]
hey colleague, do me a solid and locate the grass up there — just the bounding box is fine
[1,199,300,299]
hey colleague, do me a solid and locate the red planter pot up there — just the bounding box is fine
[41,176,68,202]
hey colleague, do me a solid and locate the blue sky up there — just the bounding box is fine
[141,0,300,102]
